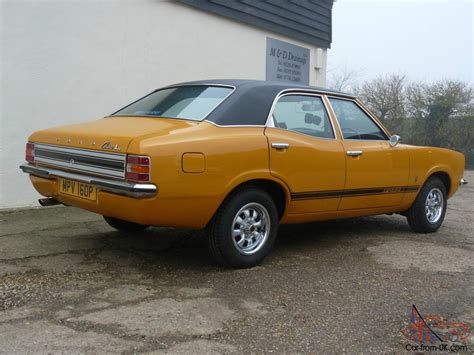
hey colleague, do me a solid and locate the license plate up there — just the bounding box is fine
[59,178,97,201]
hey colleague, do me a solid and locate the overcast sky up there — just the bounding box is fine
[327,0,473,84]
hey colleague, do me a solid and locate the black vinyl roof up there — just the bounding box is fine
[164,79,353,126]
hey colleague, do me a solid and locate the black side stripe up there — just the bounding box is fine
[291,185,420,201]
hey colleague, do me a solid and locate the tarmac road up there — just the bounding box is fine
[1,171,473,353]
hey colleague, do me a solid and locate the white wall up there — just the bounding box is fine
[0,0,327,208]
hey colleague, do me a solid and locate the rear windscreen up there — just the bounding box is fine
[112,85,234,121]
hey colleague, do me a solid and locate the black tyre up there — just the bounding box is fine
[406,177,447,233]
[103,216,149,232]
[207,188,279,268]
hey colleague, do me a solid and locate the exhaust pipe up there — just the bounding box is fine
[38,198,62,207]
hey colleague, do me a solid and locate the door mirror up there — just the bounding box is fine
[389,135,401,147]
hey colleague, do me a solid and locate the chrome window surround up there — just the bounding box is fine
[265,91,338,141]
[265,88,355,128]
[203,121,266,128]
[34,143,126,179]
[111,84,236,122]
[325,95,391,141]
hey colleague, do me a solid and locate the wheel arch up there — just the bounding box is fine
[215,177,290,223]
[423,165,454,197]
[429,171,451,195]
[415,147,464,199]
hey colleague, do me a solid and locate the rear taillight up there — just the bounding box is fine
[126,155,150,182]
[26,142,35,162]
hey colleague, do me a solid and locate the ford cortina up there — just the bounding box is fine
[20,80,466,268]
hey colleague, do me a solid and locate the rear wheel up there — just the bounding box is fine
[207,188,279,268]
[406,177,447,233]
[103,216,149,232]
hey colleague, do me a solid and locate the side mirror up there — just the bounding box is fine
[389,134,401,147]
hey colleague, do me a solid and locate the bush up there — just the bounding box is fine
[352,76,474,169]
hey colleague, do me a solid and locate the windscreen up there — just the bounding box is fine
[113,85,233,121]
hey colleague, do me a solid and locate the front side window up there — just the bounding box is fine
[328,98,388,140]
[272,95,334,139]
[113,85,233,121]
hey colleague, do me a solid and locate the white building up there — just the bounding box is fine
[0,0,334,208]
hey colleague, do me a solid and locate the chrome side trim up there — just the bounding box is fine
[20,164,157,199]
[460,178,468,185]
[203,120,266,128]
[265,91,338,141]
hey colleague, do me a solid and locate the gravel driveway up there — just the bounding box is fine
[1,171,472,353]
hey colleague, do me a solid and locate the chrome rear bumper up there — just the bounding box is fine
[20,163,157,199]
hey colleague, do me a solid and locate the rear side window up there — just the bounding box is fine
[113,85,233,121]
[329,98,388,140]
[272,95,335,139]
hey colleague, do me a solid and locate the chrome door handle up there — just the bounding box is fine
[272,143,289,150]
[347,150,363,157]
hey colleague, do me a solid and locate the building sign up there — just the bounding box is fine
[266,37,310,85]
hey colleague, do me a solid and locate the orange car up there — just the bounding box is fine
[20,80,467,268]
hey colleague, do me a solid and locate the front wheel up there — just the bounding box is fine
[406,177,447,233]
[207,188,279,268]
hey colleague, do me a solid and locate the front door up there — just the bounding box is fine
[265,94,346,214]
[327,97,410,210]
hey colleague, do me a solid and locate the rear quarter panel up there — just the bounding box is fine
[126,122,286,228]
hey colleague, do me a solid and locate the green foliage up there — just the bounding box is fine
[356,76,474,168]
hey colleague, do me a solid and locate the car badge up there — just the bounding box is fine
[70,159,75,166]
[101,142,121,151]
[101,142,113,150]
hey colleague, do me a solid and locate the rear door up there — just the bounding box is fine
[264,93,346,214]
[327,97,410,210]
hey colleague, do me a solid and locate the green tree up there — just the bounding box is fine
[406,80,473,147]
[348,74,473,167]
[356,74,406,123]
